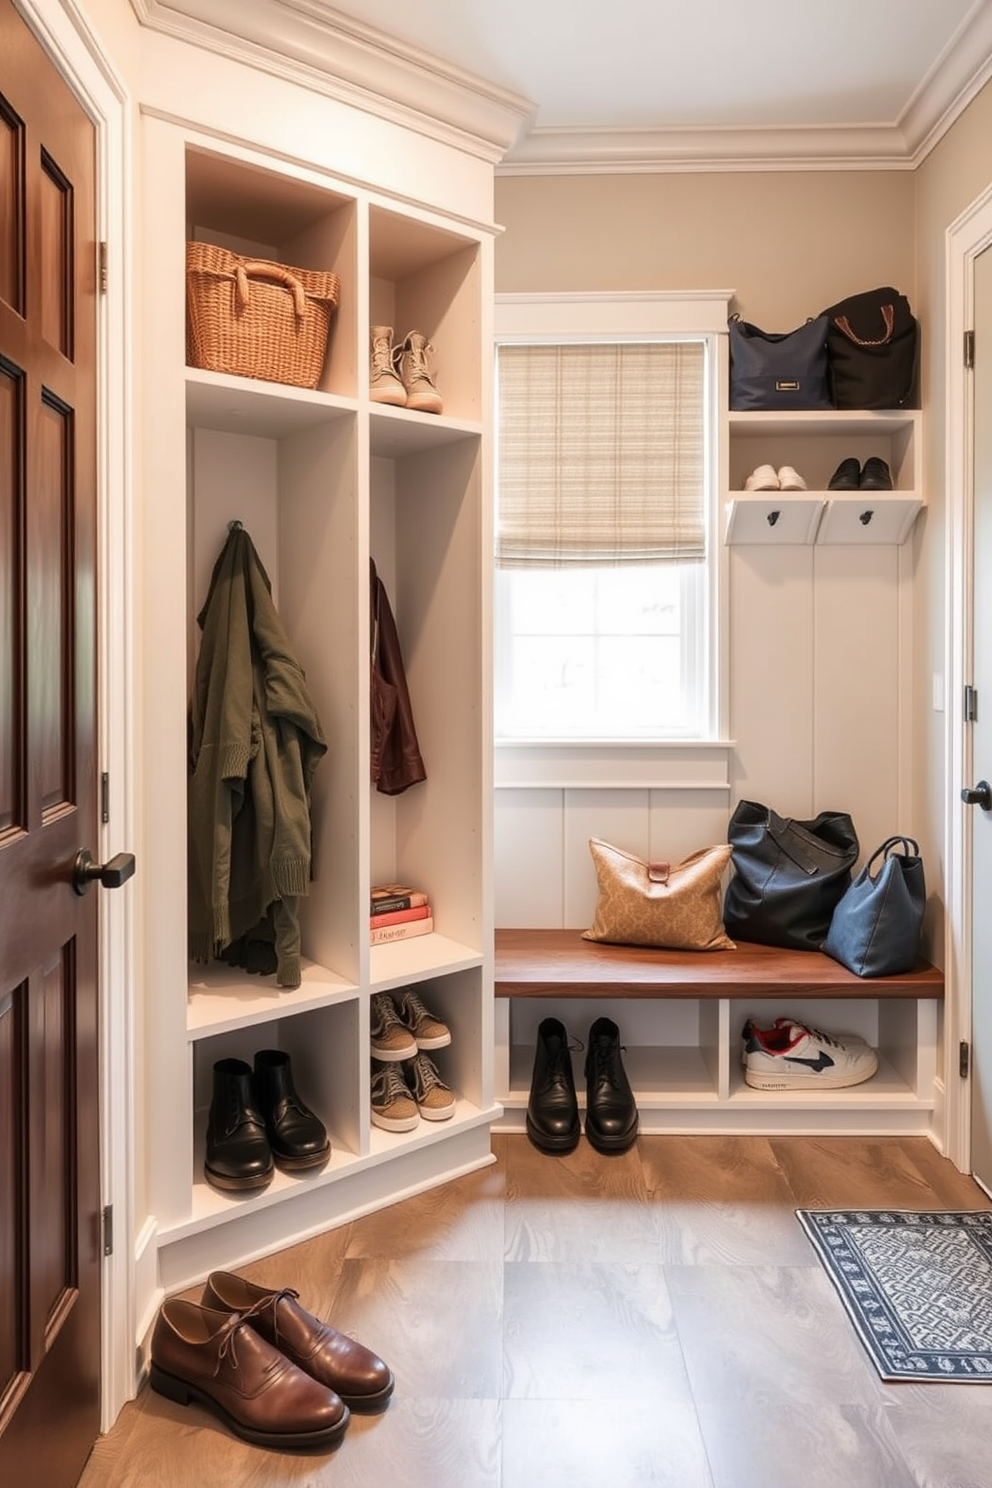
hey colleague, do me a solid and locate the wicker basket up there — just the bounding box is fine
[186,241,341,389]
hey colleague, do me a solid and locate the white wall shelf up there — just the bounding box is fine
[725,408,924,546]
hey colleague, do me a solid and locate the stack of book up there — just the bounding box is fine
[370,884,433,945]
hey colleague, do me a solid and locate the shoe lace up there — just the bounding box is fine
[395,335,437,388]
[371,994,406,1037]
[370,328,396,380]
[588,1034,625,1089]
[803,1024,843,1048]
[371,1061,409,1104]
[412,1053,448,1096]
[399,990,433,1029]
[212,1293,287,1377]
[545,1034,583,1087]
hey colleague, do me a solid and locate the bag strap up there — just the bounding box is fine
[866,836,920,875]
[832,305,895,348]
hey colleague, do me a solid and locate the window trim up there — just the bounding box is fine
[494,291,733,780]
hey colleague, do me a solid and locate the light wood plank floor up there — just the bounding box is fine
[79,1135,992,1488]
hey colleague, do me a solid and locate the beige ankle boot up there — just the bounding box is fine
[393,330,443,415]
[369,325,407,405]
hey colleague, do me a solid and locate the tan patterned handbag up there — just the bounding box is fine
[583,838,735,951]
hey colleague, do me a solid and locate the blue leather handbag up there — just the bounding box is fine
[822,836,926,977]
[728,313,833,412]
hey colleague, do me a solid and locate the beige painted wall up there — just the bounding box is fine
[495,169,916,324]
[912,81,992,963]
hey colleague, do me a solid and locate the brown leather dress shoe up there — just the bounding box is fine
[201,1270,395,1410]
[149,1299,349,1448]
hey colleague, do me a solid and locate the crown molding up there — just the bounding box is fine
[128,0,534,163]
[496,122,918,176]
[903,0,992,164]
[127,0,992,174]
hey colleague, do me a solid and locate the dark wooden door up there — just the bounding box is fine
[0,2,102,1485]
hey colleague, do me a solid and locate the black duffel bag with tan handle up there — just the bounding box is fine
[820,286,920,410]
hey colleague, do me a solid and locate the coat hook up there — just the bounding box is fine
[228,518,243,533]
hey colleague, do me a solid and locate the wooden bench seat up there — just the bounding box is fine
[494,928,944,1000]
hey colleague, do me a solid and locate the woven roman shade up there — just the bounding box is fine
[496,341,705,567]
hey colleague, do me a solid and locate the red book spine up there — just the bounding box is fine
[369,903,431,929]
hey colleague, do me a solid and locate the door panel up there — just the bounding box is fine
[971,242,992,1193]
[0,2,101,1485]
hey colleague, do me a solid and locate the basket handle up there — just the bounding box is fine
[234,260,307,319]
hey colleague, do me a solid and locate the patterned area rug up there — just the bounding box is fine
[796,1209,992,1381]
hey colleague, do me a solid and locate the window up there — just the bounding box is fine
[494,296,725,744]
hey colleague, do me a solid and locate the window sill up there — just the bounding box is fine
[494,739,735,791]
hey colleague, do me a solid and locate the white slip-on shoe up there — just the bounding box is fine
[777,465,808,491]
[742,1018,878,1091]
[743,464,780,491]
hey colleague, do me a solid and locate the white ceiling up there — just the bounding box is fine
[296,0,992,168]
[320,0,975,129]
[140,0,992,168]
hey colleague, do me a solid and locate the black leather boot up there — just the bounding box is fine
[204,1058,274,1193]
[584,1017,638,1154]
[526,1017,580,1154]
[254,1049,330,1171]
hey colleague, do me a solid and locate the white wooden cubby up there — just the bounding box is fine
[725,410,923,545]
[141,120,498,1293]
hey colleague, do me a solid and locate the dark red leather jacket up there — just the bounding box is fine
[370,559,426,795]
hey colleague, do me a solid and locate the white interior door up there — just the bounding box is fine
[969,242,992,1194]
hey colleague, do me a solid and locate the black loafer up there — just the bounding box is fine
[584,1017,638,1155]
[526,1017,580,1154]
[859,456,893,490]
[827,457,861,490]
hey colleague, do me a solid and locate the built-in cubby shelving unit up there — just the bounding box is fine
[141,117,499,1293]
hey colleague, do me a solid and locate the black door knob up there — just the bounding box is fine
[73,849,136,895]
[961,781,992,810]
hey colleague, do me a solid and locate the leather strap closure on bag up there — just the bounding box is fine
[647,861,670,883]
[833,305,895,348]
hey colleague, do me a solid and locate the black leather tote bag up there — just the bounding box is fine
[821,836,926,977]
[728,314,832,411]
[820,286,920,409]
[724,801,859,951]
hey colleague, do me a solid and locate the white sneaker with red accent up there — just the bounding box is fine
[741,1017,877,1090]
